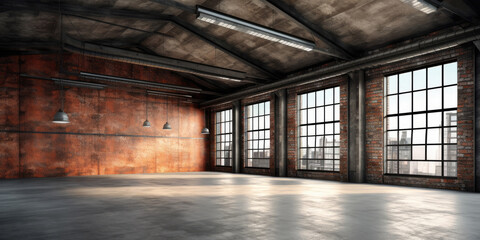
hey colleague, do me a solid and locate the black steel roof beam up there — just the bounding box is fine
[259,0,354,60]
[172,17,280,80]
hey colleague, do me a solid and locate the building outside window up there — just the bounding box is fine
[384,62,457,177]
[298,86,340,171]
[245,101,270,168]
[215,109,233,166]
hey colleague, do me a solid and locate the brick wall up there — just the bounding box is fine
[0,53,208,179]
[365,44,475,191]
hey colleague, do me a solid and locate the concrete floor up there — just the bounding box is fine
[0,172,479,240]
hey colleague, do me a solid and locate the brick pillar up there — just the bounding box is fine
[232,100,241,173]
[475,43,480,192]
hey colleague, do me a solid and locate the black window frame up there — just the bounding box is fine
[384,61,458,177]
[215,109,233,167]
[297,86,341,172]
[244,101,271,169]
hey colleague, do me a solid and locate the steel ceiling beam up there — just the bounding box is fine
[259,0,354,60]
[1,0,278,81]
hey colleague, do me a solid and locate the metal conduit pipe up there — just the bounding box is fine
[200,26,480,107]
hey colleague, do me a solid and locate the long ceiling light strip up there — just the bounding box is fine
[196,6,315,52]
[147,90,192,98]
[79,72,202,93]
[51,78,107,89]
[398,0,437,14]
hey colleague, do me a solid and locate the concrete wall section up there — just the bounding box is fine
[0,53,208,179]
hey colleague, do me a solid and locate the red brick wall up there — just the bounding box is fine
[0,53,208,179]
[365,44,475,191]
[286,76,349,181]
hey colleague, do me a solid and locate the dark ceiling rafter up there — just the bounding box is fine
[259,0,355,60]
[424,0,480,24]
[0,0,278,82]
[171,17,281,80]
[149,0,196,13]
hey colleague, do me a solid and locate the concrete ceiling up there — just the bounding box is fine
[0,0,478,95]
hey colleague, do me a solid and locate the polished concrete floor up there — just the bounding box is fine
[0,172,479,240]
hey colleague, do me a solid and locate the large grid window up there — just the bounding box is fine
[298,86,340,171]
[216,109,233,166]
[245,101,270,168]
[385,62,457,177]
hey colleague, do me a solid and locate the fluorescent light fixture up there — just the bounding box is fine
[196,6,315,51]
[79,72,202,93]
[51,78,106,89]
[399,0,437,14]
[147,90,192,98]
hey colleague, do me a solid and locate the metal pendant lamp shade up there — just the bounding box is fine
[163,121,172,130]
[53,109,69,124]
[201,127,210,134]
[143,119,151,127]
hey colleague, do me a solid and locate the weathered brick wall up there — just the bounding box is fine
[0,53,208,179]
[286,76,349,181]
[365,44,475,191]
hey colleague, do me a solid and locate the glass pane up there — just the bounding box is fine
[316,90,324,106]
[444,162,457,177]
[412,146,425,160]
[259,131,264,139]
[307,92,315,108]
[334,104,340,121]
[427,112,442,127]
[316,107,324,122]
[444,86,457,109]
[412,129,426,144]
[253,104,258,117]
[386,161,398,174]
[399,72,412,92]
[444,127,457,144]
[444,145,457,161]
[308,108,315,124]
[413,91,426,112]
[444,62,457,85]
[387,95,398,115]
[387,131,398,145]
[427,128,442,144]
[387,116,398,130]
[399,146,411,160]
[325,106,333,122]
[317,124,324,135]
[300,137,307,148]
[299,149,307,159]
[405,161,441,176]
[399,115,412,129]
[307,125,315,136]
[300,109,307,124]
[427,145,442,160]
[325,88,333,105]
[334,135,340,147]
[325,123,334,134]
[387,147,398,159]
[257,103,263,116]
[334,123,340,134]
[298,160,307,169]
[399,93,412,113]
[399,130,411,144]
[265,102,270,114]
[316,137,324,147]
[444,111,457,126]
[265,116,270,129]
[300,94,307,109]
[387,75,398,94]
[428,66,442,88]
[308,137,315,147]
[413,69,426,90]
[413,114,426,128]
[259,116,264,129]
[334,87,340,104]
[253,118,258,130]
[427,88,442,110]
[247,105,252,118]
